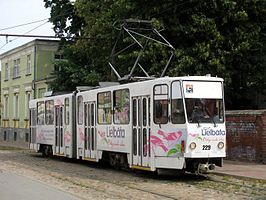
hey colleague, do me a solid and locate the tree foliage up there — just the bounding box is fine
[44,0,266,109]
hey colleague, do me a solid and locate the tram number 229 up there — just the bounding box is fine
[202,145,211,150]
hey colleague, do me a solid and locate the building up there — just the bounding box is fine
[0,39,60,148]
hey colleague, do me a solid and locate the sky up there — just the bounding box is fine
[0,0,55,55]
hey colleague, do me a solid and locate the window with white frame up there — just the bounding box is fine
[4,95,9,119]
[26,55,31,75]
[5,63,9,80]
[14,94,19,119]
[25,92,31,119]
[13,59,20,78]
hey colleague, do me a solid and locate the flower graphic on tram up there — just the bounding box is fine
[78,128,85,145]
[98,130,109,144]
[36,132,44,141]
[158,129,182,141]
[64,131,71,145]
[150,135,168,152]
[189,132,202,140]
[151,129,184,157]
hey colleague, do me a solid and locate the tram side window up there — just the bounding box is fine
[37,101,44,125]
[98,92,112,124]
[154,84,168,124]
[171,81,185,124]
[171,99,185,124]
[65,98,70,125]
[45,100,54,125]
[78,96,83,125]
[113,89,130,124]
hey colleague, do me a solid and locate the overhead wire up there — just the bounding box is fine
[8,21,51,43]
[0,3,76,33]
[0,43,8,51]
[0,18,49,32]
[0,0,199,52]
[0,20,51,51]
[0,16,55,51]
[0,5,77,51]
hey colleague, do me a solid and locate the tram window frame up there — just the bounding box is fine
[77,96,83,125]
[97,91,112,124]
[65,98,70,125]
[133,99,137,126]
[91,103,95,126]
[45,100,54,125]
[143,98,147,126]
[153,84,169,124]
[113,89,130,124]
[133,129,137,156]
[171,81,186,124]
[37,101,45,125]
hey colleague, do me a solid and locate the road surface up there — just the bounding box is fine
[0,169,82,200]
[0,148,265,199]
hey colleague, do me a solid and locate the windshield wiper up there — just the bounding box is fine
[195,116,201,127]
[211,115,217,127]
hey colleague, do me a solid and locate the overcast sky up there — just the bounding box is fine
[0,0,55,54]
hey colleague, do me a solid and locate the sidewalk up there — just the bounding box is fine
[215,160,266,180]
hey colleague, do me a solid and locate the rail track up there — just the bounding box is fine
[198,173,266,199]
[1,149,265,200]
[34,153,266,199]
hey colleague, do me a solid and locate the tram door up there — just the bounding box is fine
[55,106,64,154]
[132,96,150,167]
[84,102,96,159]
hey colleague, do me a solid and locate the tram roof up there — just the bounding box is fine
[76,75,223,93]
[170,75,224,82]
[127,75,224,84]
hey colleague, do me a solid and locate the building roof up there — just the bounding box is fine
[0,39,60,59]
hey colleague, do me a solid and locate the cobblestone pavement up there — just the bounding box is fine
[0,148,265,200]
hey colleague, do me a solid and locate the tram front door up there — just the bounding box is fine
[132,96,151,167]
[84,102,97,160]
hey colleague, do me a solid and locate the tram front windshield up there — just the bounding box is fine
[185,98,224,124]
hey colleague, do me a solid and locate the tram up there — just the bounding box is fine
[29,75,226,174]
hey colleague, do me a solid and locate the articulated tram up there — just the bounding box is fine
[29,75,226,174]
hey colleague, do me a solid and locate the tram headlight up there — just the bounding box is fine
[189,142,196,150]
[218,142,224,149]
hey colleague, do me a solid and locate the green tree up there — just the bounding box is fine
[44,0,266,109]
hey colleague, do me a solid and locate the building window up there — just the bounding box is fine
[13,59,20,78]
[4,95,9,119]
[14,132,17,141]
[26,55,31,75]
[5,63,9,80]
[13,94,19,119]
[25,133,29,142]
[4,131,7,141]
[25,92,31,119]
[54,54,64,60]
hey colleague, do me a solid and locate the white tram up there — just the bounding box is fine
[29,75,226,174]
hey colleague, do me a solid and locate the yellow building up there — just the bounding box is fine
[0,39,60,148]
